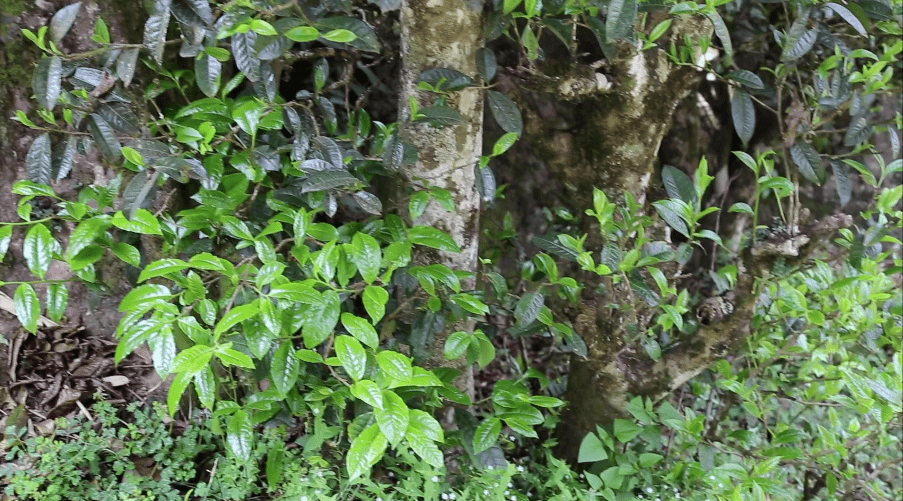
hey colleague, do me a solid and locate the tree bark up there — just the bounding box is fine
[398,0,483,391]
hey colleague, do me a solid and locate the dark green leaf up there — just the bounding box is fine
[477,48,497,81]
[825,3,867,36]
[418,68,476,91]
[303,170,359,192]
[724,70,764,90]
[790,141,825,184]
[532,233,579,260]
[843,116,872,146]
[731,89,755,145]
[782,16,817,61]
[353,191,383,215]
[97,102,140,135]
[50,3,82,46]
[606,0,638,42]
[514,291,544,327]
[706,12,733,63]
[661,165,696,205]
[857,0,892,20]
[476,164,496,203]
[195,52,222,97]
[418,105,465,127]
[831,161,851,206]
[34,56,63,110]
[143,0,172,65]
[26,133,52,185]
[473,418,501,454]
[232,32,261,82]
[487,90,523,135]
[87,113,123,162]
[586,16,617,61]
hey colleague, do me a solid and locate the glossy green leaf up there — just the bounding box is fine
[26,133,52,185]
[14,283,39,333]
[375,390,409,447]
[215,303,258,337]
[111,209,163,235]
[377,350,413,381]
[363,285,388,324]
[409,226,461,253]
[473,417,501,454]
[302,290,340,348]
[335,335,367,381]
[167,371,191,417]
[23,223,53,279]
[45,283,68,322]
[341,313,379,349]
[87,113,123,162]
[347,424,387,481]
[351,232,381,284]
[271,341,300,394]
[143,0,171,65]
[487,90,523,135]
[405,428,444,468]
[226,410,253,461]
[194,366,216,408]
[825,2,867,36]
[195,52,221,97]
[706,11,733,63]
[33,56,62,110]
[138,258,190,282]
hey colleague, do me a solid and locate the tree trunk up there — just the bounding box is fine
[398,0,483,391]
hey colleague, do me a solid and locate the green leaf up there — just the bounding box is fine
[375,390,409,447]
[250,19,278,36]
[194,366,216,408]
[45,283,68,322]
[514,291,544,327]
[216,347,255,369]
[215,303,259,337]
[351,232,381,284]
[445,331,471,359]
[363,285,388,324]
[26,133,52,186]
[648,18,672,42]
[342,313,379,349]
[49,3,82,46]
[119,284,172,311]
[606,0,638,42]
[195,52,221,97]
[790,141,826,184]
[782,16,817,61]
[116,48,140,86]
[492,132,519,157]
[347,424,387,481]
[725,70,764,90]
[111,209,163,235]
[0,226,11,261]
[825,3,867,36]
[377,351,413,381]
[473,417,501,454]
[706,11,733,63]
[285,25,320,42]
[303,170,360,192]
[87,113,123,162]
[661,164,696,205]
[578,432,609,463]
[316,16,380,52]
[271,341,299,394]
[190,252,235,274]
[148,325,176,377]
[92,16,110,44]
[451,293,489,315]
[143,6,171,65]
[652,200,690,238]
[417,105,465,127]
[405,428,444,468]
[34,56,62,110]
[138,258,190,282]
[353,191,383,215]
[322,28,357,43]
[336,335,368,381]
[227,410,254,461]
[23,224,54,279]
[14,284,40,333]
[66,218,111,261]
[351,380,384,409]
[613,418,642,442]
[258,297,282,336]
[831,161,852,206]
[409,226,461,252]
[731,89,755,145]
[266,444,285,491]
[409,191,430,221]
[487,90,523,135]
[302,290,341,348]
[167,371,190,416]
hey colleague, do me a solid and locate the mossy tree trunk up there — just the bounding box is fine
[398,0,484,392]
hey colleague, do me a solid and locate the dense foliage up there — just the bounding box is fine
[1,0,900,500]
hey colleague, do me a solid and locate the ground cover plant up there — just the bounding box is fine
[0,0,900,500]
